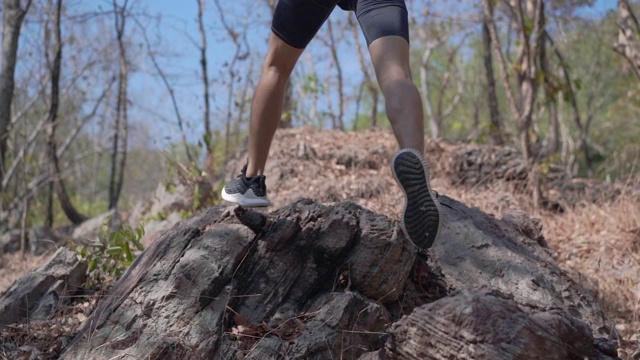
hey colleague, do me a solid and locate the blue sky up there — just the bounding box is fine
[128,0,362,147]
[576,0,617,18]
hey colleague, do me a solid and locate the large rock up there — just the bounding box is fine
[0,228,22,254]
[71,210,116,245]
[431,197,608,336]
[59,197,618,359]
[447,143,625,207]
[0,226,63,256]
[0,247,87,326]
[61,200,413,359]
[386,290,598,360]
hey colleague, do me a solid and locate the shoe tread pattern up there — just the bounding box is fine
[392,150,440,249]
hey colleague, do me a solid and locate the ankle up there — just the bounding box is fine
[244,164,262,178]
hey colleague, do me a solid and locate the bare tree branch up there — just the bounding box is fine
[134,16,194,164]
[483,0,521,122]
[614,0,640,78]
[45,0,87,225]
[108,0,130,210]
[213,0,251,161]
[0,0,33,193]
[349,14,378,128]
[197,0,212,159]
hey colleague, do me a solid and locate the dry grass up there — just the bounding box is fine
[426,144,640,359]
[543,186,640,358]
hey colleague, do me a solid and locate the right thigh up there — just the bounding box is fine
[355,0,409,47]
[272,0,339,49]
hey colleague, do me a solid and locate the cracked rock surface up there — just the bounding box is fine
[59,197,618,360]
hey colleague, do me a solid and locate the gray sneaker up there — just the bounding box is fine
[221,164,271,207]
[391,148,440,249]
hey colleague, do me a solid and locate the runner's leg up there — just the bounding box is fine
[356,0,440,249]
[246,0,338,177]
[354,0,423,152]
[246,34,303,177]
[369,36,424,152]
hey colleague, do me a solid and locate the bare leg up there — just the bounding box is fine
[246,33,304,177]
[368,36,424,152]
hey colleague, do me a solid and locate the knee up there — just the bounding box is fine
[262,50,297,83]
[261,63,291,87]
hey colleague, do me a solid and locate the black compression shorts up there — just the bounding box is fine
[271,0,409,49]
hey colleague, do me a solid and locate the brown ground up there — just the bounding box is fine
[2,126,639,359]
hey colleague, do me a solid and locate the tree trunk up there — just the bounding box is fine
[484,0,546,206]
[140,25,194,164]
[418,31,465,140]
[197,0,214,173]
[350,14,378,128]
[45,0,87,226]
[370,86,379,128]
[197,0,211,147]
[109,0,129,210]
[614,0,640,78]
[0,0,32,193]
[540,33,559,157]
[546,32,593,175]
[515,0,545,162]
[326,19,345,131]
[482,10,504,145]
[234,59,253,150]
[420,42,440,139]
[482,0,521,129]
[280,81,294,128]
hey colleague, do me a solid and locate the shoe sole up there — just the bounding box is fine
[391,149,440,250]
[221,188,272,207]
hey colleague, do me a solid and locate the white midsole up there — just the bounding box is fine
[221,188,271,207]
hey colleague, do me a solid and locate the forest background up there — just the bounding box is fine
[0,0,638,229]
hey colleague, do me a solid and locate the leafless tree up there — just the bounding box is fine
[321,18,346,131]
[349,14,379,128]
[108,0,129,210]
[135,17,194,165]
[44,0,87,226]
[197,0,212,170]
[483,0,547,206]
[483,0,546,160]
[542,32,593,175]
[418,33,466,140]
[0,0,33,193]
[614,0,640,78]
[213,0,251,162]
[482,4,504,145]
[297,53,321,126]
[539,31,558,157]
[233,58,255,150]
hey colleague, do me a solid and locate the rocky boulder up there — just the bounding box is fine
[0,247,87,326]
[57,196,618,359]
